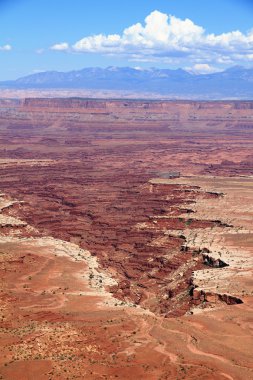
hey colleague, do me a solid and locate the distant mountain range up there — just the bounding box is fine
[1,66,253,99]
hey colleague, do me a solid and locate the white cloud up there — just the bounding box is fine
[51,10,253,67]
[186,63,220,74]
[0,44,12,51]
[50,42,69,51]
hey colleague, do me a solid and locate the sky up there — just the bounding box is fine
[1,0,253,80]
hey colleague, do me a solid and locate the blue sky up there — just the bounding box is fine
[1,0,253,80]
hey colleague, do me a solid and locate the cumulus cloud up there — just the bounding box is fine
[0,44,12,51]
[50,42,69,51]
[186,63,221,74]
[51,10,253,67]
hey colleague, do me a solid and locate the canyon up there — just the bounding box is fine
[0,98,252,379]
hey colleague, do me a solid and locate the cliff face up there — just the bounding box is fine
[19,99,253,128]
[23,98,107,109]
[22,98,253,114]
